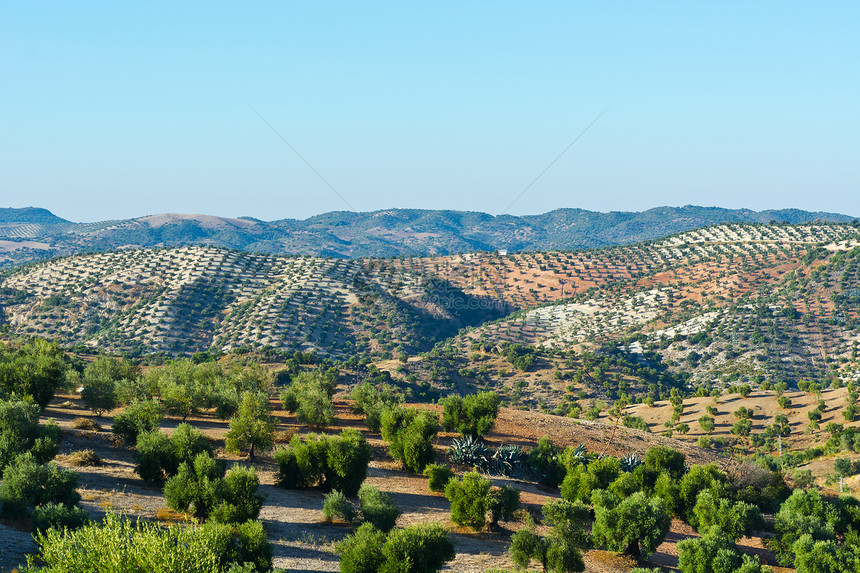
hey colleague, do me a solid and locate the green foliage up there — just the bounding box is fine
[488,485,520,525]
[25,513,273,573]
[274,430,372,495]
[134,430,176,483]
[677,533,771,573]
[644,446,686,480]
[112,399,164,445]
[380,523,455,573]
[0,397,60,471]
[445,471,520,530]
[0,339,69,409]
[0,453,81,517]
[423,463,455,493]
[592,491,670,558]
[164,452,263,523]
[31,502,90,534]
[225,391,276,460]
[527,436,566,487]
[337,522,454,573]
[274,433,328,489]
[792,534,860,573]
[133,423,212,483]
[358,485,401,532]
[337,522,386,573]
[504,344,534,371]
[350,381,402,432]
[280,371,336,428]
[324,429,373,497]
[691,490,764,540]
[381,406,438,473]
[323,490,357,524]
[561,456,620,503]
[769,488,860,566]
[678,464,728,521]
[510,499,590,573]
[445,471,492,530]
[440,391,500,437]
[80,356,136,416]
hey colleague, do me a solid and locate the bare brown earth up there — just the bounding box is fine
[0,395,791,573]
[626,388,860,494]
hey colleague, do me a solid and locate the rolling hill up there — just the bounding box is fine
[0,205,856,267]
[2,221,860,412]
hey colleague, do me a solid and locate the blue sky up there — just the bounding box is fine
[2,2,858,222]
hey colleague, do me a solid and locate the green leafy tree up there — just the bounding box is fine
[225,391,276,461]
[592,491,670,558]
[0,453,81,517]
[381,406,438,473]
[691,490,764,540]
[510,499,589,573]
[440,391,500,437]
[0,339,69,408]
[281,370,336,428]
[0,397,60,472]
[164,452,262,523]
[445,471,492,531]
[112,399,164,445]
[677,533,771,573]
[644,446,686,480]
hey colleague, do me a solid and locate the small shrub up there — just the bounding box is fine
[381,522,455,573]
[31,502,90,534]
[440,391,500,437]
[280,371,336,428]
[423,464,455,493]
[134,431,178,483]
[358,485,400,532]
[488,485,520,525]
[0,398,60,472]
[27,512,273,573]
[323,490,357,524]
[337,522,386,573]
[527,436,566,487]
[445,471,492,531]
[324,429,372,497]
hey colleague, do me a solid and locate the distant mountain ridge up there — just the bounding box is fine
[0,205,855,267]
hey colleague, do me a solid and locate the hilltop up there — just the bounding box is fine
[0,205,856,267]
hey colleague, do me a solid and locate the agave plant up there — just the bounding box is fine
[492,444,527,478]
[448,435,492,470]
[620,453,643,472]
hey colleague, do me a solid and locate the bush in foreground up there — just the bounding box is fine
[380,406,438,473]
[164,452,263,523]
[0,453,81,517]
[337,522,454,573]
[25,513,273,572]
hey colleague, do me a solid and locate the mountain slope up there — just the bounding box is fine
[0,206,856,267]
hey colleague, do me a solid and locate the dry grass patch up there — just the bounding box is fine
[62,449,103,467]
[72,417,103,431]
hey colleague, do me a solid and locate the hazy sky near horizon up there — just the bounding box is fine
[2,2,858,222]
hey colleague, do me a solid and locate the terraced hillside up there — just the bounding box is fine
[2,223,860,399]
[0,247,506,357]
